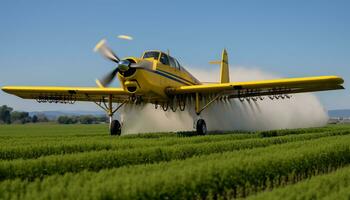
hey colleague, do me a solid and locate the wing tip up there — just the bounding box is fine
[1,86,11,92]
[330,75,345,85]
[337,77,345,84]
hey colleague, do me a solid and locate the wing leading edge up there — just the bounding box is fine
[1,86,129,103]
[166,75,344,98]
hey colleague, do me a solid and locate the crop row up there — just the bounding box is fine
[0,124,107,137]
[1,125,347,160]
[0,130,256,147]
[1,125,347,154]
[247,165,350,200]
[1,124,346,144]
[258,124,350,137]
[0,133,257,160]
[0,135,349,200]
[0,130,349,181]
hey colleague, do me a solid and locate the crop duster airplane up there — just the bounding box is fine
[2,39,345,135]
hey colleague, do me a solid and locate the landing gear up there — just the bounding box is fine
[196,119,207,135]
[193,92,219,135]
[110,120,121,136]
[89,94,127,136]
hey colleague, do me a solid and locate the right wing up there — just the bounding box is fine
[1,86,130,103]
[167,75,344,97]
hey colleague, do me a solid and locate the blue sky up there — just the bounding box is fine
[0,0,349,111]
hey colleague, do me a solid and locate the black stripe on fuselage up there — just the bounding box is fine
[139,68,194,86]
[156,69,197,85]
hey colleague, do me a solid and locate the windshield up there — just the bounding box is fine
[143,51,160,60]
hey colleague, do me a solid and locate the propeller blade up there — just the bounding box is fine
[98,67,119,87]
[117,35,133,40]
[94,39,120,63]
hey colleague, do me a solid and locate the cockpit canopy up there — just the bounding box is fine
[142,51,160,60]
[142,51,183,70]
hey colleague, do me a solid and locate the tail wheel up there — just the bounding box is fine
[196,119,207,135]
[110,120,121,136]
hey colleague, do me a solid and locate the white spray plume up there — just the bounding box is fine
[120,67,328,134]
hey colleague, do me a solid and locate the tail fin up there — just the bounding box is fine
[210,49,230,83]
[220,49,229,83]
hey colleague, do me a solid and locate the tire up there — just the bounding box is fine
[110,120,121,136]
[196,119,207,135]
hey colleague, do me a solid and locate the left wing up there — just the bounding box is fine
[166,75,344,98]
[1,86,130,103]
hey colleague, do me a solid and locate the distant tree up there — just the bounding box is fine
[31,115,38,123]
[97,115,108,123]
[57,115,108,124]
[36,113,49,122]
[79,115,96,124]
[57,116,78,124]
[0,105,13,124]
[57,116,69,124]
[10,111,21,123]
[11,111,31,124]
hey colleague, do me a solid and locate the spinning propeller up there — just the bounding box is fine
[94,38,144,87]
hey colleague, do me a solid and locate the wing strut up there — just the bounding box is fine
[195,92,225,115]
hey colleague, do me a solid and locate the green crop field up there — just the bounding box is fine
[0,124,350,199]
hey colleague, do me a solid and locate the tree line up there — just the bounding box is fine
[57,115,107,124]
[0,105,107,124]
[0,105,48,124]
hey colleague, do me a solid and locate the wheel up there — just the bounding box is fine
[196,119,207,135]
[110,120,121,136]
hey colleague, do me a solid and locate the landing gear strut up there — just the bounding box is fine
[89,94,127,136]
[193,92,222,135]
[105,95,126,136]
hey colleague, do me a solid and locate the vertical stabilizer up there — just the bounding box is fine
[220,49,230,83]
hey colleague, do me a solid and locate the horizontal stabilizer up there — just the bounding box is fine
[209,61,221,65]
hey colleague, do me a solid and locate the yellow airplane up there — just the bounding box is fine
[1,39,345,135]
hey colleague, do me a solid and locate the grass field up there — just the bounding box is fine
[0,124,350,199]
